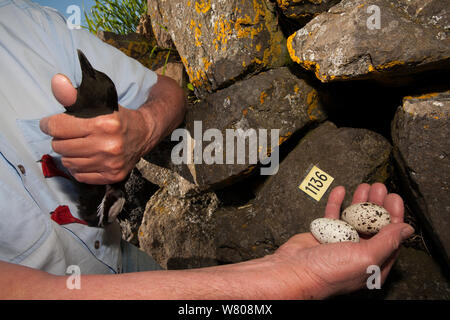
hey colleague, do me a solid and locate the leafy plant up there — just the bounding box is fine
[83,0,148,35]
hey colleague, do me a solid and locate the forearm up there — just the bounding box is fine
[137,74,186,156]
[0,256,311,300]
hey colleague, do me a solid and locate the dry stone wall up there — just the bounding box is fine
[99,0,450,298]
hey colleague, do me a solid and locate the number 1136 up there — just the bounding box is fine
[299,166,334,201]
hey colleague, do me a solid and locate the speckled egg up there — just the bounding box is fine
[341,202,391,235]
[310,218,360,244]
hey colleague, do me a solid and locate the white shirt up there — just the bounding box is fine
[0,0,157,275]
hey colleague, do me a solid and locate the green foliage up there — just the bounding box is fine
[187,83,195,91]
[83,0,148,35]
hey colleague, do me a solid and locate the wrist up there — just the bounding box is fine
[136,104,161,156]
[263,253,325,300]
[208,254,318,300]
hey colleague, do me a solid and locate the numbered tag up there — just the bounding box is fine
[299,166,334,202]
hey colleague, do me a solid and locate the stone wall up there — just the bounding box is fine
[102,0,450,299]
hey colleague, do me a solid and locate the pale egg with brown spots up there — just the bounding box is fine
[341,202,391,236]
[310,218,360,244]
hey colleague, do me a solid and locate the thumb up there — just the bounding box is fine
[364,223,414,266]
[51,73,78,107]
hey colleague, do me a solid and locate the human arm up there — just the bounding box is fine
[0,183,413,299]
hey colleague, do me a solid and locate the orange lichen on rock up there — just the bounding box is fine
[288,32,347,82]
[369,60,406,73]
[181,55,211,90]
[260,91,268,104]
[212,15,233,52]
[306,89,321,120]
[403,92,439,101]
[195,0,211,14]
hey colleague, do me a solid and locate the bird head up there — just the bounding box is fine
[64,49,118,118]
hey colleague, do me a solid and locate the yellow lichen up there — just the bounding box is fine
[213,15,233,51]
[277,0,323,10]
[278,132,292,146]
[287,32,300,63]
[195,0,211,14]
[260,91,268,104]
[211,0,285,65]
[374,60,406,71]
[403,93,439,101]
[306,89,321,120]
[288,32,343,82]
[180,55,210,89]
[186,0,286,90]
[194,26,203,47]
[277,0,290,10]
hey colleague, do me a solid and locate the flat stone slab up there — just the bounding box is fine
[184,67,327,189]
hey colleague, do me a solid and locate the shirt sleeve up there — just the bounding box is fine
[70,28,158,110]
[29,4,157,111]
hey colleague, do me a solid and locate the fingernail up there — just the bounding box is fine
[39,118,48,133]
[401,225,415,239]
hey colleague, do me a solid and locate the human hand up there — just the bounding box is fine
[269,183,414,299]
[39,74,156,185]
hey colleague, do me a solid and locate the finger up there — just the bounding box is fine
[52,138,95,157]
[368,183,387,206]
[51,135,116,158]
[324,186,346,219]
[40,113,93,139]
[72,170,127,185]
[352,183,370,204]
[364,223,414,266]
[383,193,404,224]
[284,233,320,250]
[71,172,111,185]
[61,157,103,173]
[51,73,78,106]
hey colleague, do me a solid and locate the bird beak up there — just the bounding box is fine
[77,49,96,79]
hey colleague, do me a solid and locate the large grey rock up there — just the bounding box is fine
[183,67,327,189]
[138,188,219,269]
[287,0,450,82]
[392,91,450,266]
[151,0,288,97]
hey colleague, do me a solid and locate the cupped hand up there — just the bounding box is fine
[39,74,155,185]
[271,183,414,299]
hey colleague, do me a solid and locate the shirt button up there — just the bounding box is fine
[94,240,100,249]
[17,165,26,175]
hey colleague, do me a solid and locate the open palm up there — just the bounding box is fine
[272,183,413,299]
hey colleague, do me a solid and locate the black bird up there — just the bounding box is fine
[64,49,127,227]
